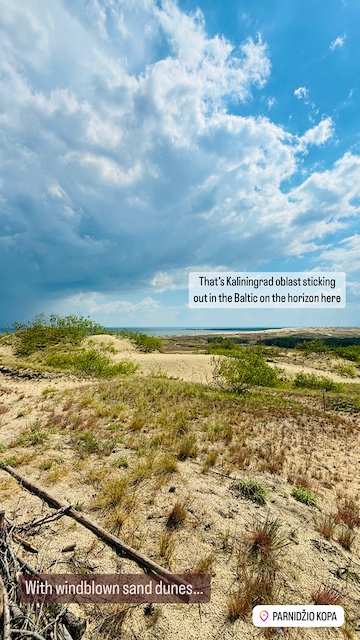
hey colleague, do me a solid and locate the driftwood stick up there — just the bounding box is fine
[0,575,11,640]
[2,464,189,591]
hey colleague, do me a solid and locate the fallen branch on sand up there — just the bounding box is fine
[1,464,190,593]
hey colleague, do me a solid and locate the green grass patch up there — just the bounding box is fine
[45,349,137,378]
[291,486,317,507]
[232,479,267,505]
[293,372,343,392]
[334,345,360,363]
[119,330,162,352]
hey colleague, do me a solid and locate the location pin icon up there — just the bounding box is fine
[260,610,269,622]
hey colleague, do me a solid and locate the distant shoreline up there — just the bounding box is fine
[1,325,360,339]
[111,326,360,338]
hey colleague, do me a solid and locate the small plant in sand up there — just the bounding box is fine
[232,479,267,505]
[94,477,131,511]
[96,605,131,638]
[202,450,218,473]
[15,421,48,447]
[111,456,129,469]
[245,515,289,566]
[154,454,178,475]
[74,430,100,455]
[166,500,187,530]
[176,434,197,460]
[335,496,360,529]
[291,486,317,507]
[311,586,342,605]
[227,566,276,621]
[196,552,215,574]
[337,525,356,551]
[159,531,175,565]
[316,513,337,540]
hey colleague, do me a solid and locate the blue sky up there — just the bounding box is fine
[0,0,359,326]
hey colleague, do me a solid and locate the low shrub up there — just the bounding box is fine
[213,350,282,393]
[45,349,137,378]
[120,331,162,353]
[293,372,342,392]
[334,362,357,378]
[13,314,104,356]
[334,345,360,363]
[298,339,329,354]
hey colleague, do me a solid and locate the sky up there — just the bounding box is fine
[0,0,359,327]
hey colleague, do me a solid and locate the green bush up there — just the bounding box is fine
[291,487,317,507]
[45,349,137,378]
[334,345,360,363]
[293,372,342,392]
[213,350,282,393]
[298,339,329,354]
[120,331,162,352]
[14,314,104,356]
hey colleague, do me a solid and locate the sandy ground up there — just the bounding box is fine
[0,334,360,638]
[0,369,359,639]
[87,335,360,385]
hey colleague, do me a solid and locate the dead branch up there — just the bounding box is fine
[2,464,190,592]
[9,631,46,639]
[14,506,70,533]
[14,556,86,640]
[0,575,11,640]
[12,533,38,555]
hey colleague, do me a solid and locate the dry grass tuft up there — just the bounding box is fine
[245,515,289,566]
[227,566,276,622]
[195,552,215,574]
[312,585,342,605]
[336,497,360,529]
[158,531,175,565]
[316,513,337,540]
[337,525,356,551]
[176,434,197,460]
[166,500,187,530]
